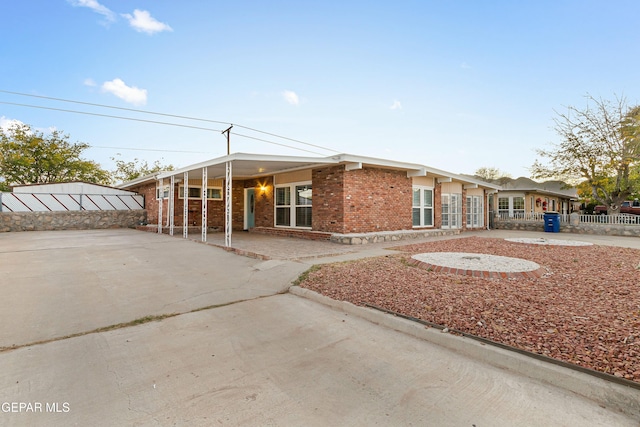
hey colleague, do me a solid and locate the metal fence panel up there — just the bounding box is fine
[0,192,144,212]
[11,194,48,211]
[119,195,144,210]
[2,194,30,212]
[54,194,82,211]
[30,194,66,211]
[81,195,107,210]
[103,195,129,210]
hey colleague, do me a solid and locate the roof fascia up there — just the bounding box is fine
[332,153,502,190]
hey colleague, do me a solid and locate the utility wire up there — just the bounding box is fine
[0,100,329,155]
[0,89,340,153]
[90,145,211,154]
[230,132,325,156]
[0,101,220,132]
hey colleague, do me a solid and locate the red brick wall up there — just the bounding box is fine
[312,166,345,233]
[130,182,159,224]
[252,177,274,228]
[312,165,412,233]
[434,183,442,229]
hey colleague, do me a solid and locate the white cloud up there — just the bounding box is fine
[122,9,173,35]
[83,78,97,87]
[67,0,116,22]
[101,78,148,105]
[0,117,24,132]
[282,90,300,106]
[390,100,402,110]
[460,62,472,69]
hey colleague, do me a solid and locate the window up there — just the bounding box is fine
[295,185,312,227]
[450,194,462,228]
[441,193,462,228]
[156,185,169,200]
[207,188,222,200]
[442,194,450,227]
[275,186,291,226]
[179,186,222,200]
[498,197,509,216]
[513,196,525,217]
[412,186,433,227]
[466,196,484,228]
[275,182,312,228]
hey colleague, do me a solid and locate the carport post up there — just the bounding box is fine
[202,167,207,242]
[183,171,188,239]
[169,175,175,236]
[158,178,163,234]
[225,160,232,247]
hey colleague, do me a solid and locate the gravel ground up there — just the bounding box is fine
[299,236,640,382]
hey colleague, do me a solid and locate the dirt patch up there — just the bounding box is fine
[299,236,640,381]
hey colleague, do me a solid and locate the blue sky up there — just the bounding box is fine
[1,1,638,179]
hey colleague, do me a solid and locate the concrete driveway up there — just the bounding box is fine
[0,229,309,349]
[0,229,637,426]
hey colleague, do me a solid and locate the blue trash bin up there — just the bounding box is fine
[544,211,560,232]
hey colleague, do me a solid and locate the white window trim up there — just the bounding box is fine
[274,180,312,229]
[178,185,223,201]
[412,185,434,228]
[466,195,484,228]
[156,185,169,200]
[442,193,462,229]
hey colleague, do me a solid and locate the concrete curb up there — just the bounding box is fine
[289,286,640,419]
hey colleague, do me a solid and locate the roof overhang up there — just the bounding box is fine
[119,152,503,191]
[157,152,338,181]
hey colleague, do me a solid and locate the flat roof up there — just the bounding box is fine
[119,152,501,190]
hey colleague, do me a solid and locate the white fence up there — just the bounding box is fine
[497,212,640,225]
[0,192,144,212]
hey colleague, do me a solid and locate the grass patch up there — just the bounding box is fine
[292,265,322,286]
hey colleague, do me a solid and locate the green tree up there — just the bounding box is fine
[531,95,640,214]
[0,123,110,190]
[111,155,174,183]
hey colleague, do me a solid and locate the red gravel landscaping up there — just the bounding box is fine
[299,236,640,382]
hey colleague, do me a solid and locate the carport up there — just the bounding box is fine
[156,153,336,247]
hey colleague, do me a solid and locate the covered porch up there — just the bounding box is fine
[155,153,337,247]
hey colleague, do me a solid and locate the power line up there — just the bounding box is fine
[230,132,325,156]
[0,100,330,155]
[0,101,221,132]
[90,145,211,154]
[0,89,340,153]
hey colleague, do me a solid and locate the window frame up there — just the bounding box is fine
[178,185,223,201]
[513,196,525,217]
[466,195,484,228]
[412,186,434,228]
[156,185,169,200]
[274,181,312,229]
[442,193,462,229]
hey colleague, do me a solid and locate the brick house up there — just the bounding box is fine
[119,153,500,243]
[493,177,579,217]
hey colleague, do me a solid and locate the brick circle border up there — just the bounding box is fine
[408,253,546,279]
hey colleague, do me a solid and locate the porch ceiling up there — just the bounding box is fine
[158,153,338,180]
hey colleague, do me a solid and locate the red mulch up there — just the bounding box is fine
[299,236,640,382]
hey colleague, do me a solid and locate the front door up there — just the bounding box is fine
[244,188,255,230]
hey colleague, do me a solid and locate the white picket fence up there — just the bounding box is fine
[497,212,640,225]
[0,192,144,212]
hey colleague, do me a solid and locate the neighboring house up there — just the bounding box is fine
[119,152,501,241]
[492,177,579,217]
